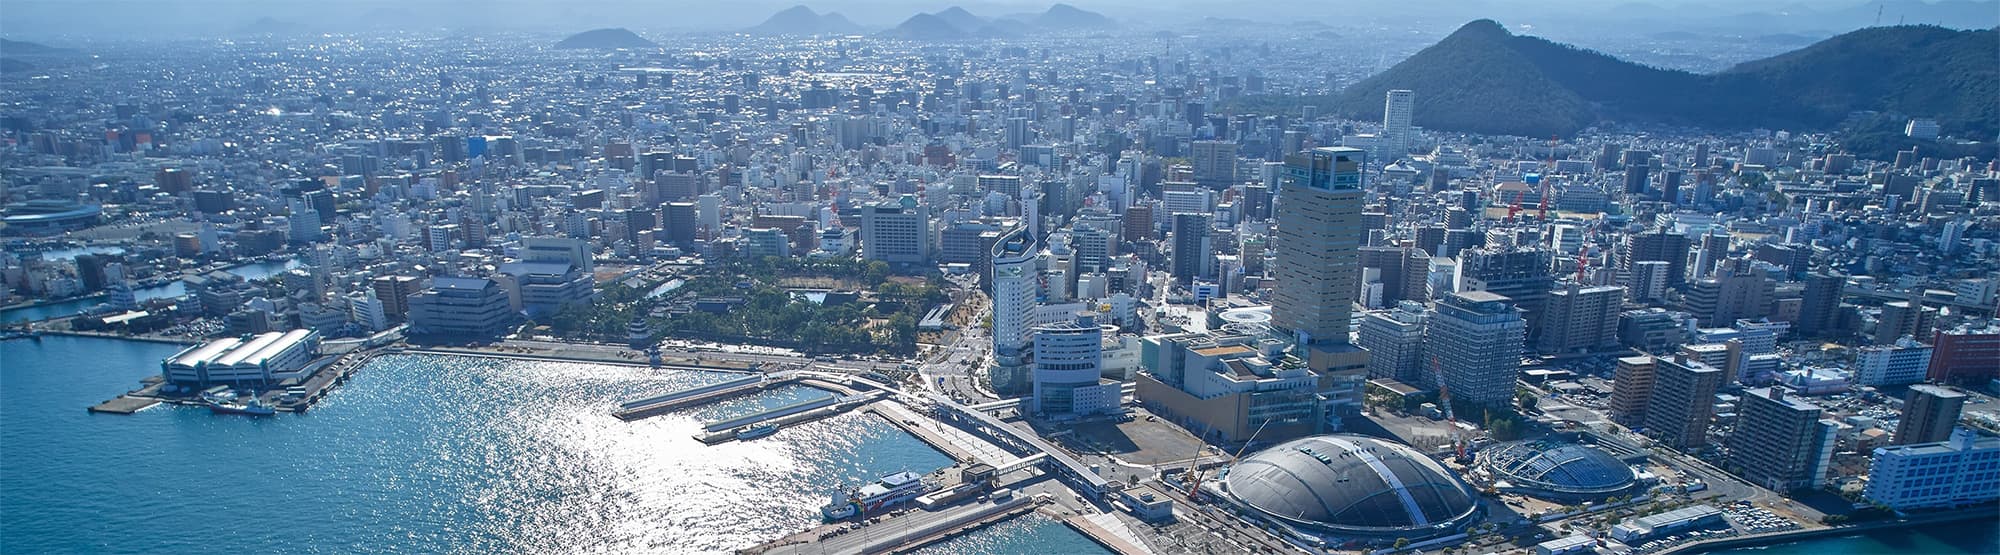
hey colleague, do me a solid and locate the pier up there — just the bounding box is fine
[756,494,1043,555]
[614,373,793,420]
[693,392,885,443]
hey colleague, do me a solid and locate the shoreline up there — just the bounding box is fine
[1662,508,1997,554]
[398,345,765,374]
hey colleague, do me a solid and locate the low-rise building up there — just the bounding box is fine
[1864,428,2000,512]
[162,329,321,386]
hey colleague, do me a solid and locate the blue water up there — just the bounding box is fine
[0,337,953,554]
[1709,520,1999,554]
[909,513,1115,555]
[0,259,301,323]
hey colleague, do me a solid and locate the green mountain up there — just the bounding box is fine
[1326,20,1998,139]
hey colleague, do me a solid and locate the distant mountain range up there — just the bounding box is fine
[873,3,1112,40]
[744,6,862,36]
[1,38,71,55]
[553,28,657,49]
[1327,20,1998,139]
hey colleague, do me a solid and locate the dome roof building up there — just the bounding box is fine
[1215,435,1481,537]
[1476,439,1638,502]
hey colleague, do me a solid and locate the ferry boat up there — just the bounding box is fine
[735,423,778,440]
[204,394,277,416]
[820,470,933,520]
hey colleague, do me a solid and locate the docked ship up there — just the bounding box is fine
[820,470,933,520]
[204,393,277,416]
[735,423,778,440]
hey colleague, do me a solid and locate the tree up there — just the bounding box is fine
[1393,538,1410,550]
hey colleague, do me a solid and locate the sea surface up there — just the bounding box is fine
[1709,519,1999,554]
[1,336,995,553]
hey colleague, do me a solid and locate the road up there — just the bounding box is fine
[918,324,995,402]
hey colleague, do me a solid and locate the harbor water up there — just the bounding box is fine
[1,336,961,553]
[1708,519,1999,554]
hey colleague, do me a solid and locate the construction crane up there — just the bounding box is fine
[1187,417,1273,503]
[1538,135,1558,220]
[1575,251,1591,282]
[1430,355,1469,462]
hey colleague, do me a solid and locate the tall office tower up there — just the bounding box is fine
[990,227,1039,396]
[1358,301,1428,385]
[1191,140,1238,188]
[1123,205,1153,242]
[1796,272,1845,337]
[1455,246,1555,340]
[370,275,423,323]
[1691,142,1709,167]
[1681,257,1776,327]
[1874,300,1936,345]
[1030,311,1118,416]
[1167,213,1211,286]
[1692,229,1731,279]
[1537,283,1626,355]
[1381,89,1415,160]
[1895,385,1968,445]
[1608,356,1657,426]
[1274,147,1367,346]
[1729,388,1837,492]
[1623,228,1691,288]
[1639,355,1724,449]
[1005,116,1030,151]
[1425,292,1527,407]
[859,195,931,264]
[1629,260,1672,303]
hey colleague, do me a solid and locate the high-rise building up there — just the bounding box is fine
[1191,140,1238,188]
[1381,90,1414,160]
[1681,257,1775,327]
[1274,147,1366,346]
[1537,283,1625,354]
[1455,246,1555,340]
[1728,388,1837,492]
[1608,356,1656,426]
[1874,300,1937,346]
[1628,260,1672,303]
[1359,245,1433,306]
[1854,339,1934,387]
[859,194,931,264]
[1895,385,1967,446]
[406,277,520,337]
[370,275,423,323]
[1425,291,1527,407]
[1639,355,1723,449]
[989,227,1040,396]
[1624,229,1691,288]
[1170,212,1212,286]
[1796,272,1845,337]
[1030,312,1120,417]
[1359,301,1429,385]
[1928,323,2000,386]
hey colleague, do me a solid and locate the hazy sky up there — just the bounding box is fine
[0,0,1992,40]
